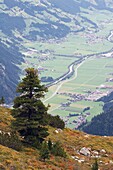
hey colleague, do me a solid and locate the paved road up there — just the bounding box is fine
[44,59,86,103]
[108,30,113,42]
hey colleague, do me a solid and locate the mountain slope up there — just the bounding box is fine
[0,0,113,106]
[0,43,24,103]
[0,106,113,170]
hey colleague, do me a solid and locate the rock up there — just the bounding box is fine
[7,132,11,136]
[71,156,75,159]
[78,159,85,163]
[87,147,91,151]
[79,147,90,156]
[75,156,79,159]
[100,149,106,154]
[92,150,99,156]
[54,130,59,134]
[57,128,63,133]
[54,129,63,134]
[95,155,101,158]
[105,154,108,157]
[109,160,113,164]
[84,134,89,138]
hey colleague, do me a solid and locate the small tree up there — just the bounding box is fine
[11,68,49,147]
[39,141,50,161]
[92,159,98,170]
[51,141,67,158]
[48,138,52,151]
[0,96,5,105]
[43,114,65,129]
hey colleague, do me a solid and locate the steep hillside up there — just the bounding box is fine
[0,42,24,103]
[81,106,113,136]
[0,106,113,170]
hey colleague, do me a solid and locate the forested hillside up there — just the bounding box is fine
[82,93,113,136]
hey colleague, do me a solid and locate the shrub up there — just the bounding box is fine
[48,138,52,151]
[0,131,22,151]
[39,141,50,161]
[43,114,65,129]
[51,141,67,158]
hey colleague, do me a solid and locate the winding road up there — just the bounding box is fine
[46,58,82,88]
[44,58,86,103]
[108,30,113,42]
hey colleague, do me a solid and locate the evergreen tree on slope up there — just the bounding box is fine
[11,68,49,147]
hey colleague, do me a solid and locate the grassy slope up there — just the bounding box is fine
[0,106,113,170]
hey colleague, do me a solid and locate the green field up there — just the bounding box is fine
[43,56,113,128]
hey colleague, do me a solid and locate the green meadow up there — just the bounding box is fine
[44,57,113,128]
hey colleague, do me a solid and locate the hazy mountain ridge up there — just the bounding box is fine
[0,42,24,103]
[1,0,111,42]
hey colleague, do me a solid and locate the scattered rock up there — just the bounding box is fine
[109,160,113,164]
[100,149,106,154]
[79,147,90,156]
[54,129,63,134]
[78,159,85,163]
[84,134,89,138]
[92,150,99,156]
[54,130,59,134]
[104,154,108,157]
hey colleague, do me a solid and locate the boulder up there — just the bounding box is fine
[79,147,90,156]
[100,149,106,154]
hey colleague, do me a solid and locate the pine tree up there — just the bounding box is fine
[0,96,5,105]
[39,141,50,161]
[11,68,49,147]
[92,159,98,170]
[48,138,52,151]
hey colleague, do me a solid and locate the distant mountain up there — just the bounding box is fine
[0,42,24,103]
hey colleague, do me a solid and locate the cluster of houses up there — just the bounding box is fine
[58,88,111,129]
[58,92,85,103]
[106,77,113,82]
[86,33,103,45]
[62,112,90,129]
[85,90,108,101]
[23,48,56,75]
[58,89,109,103]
